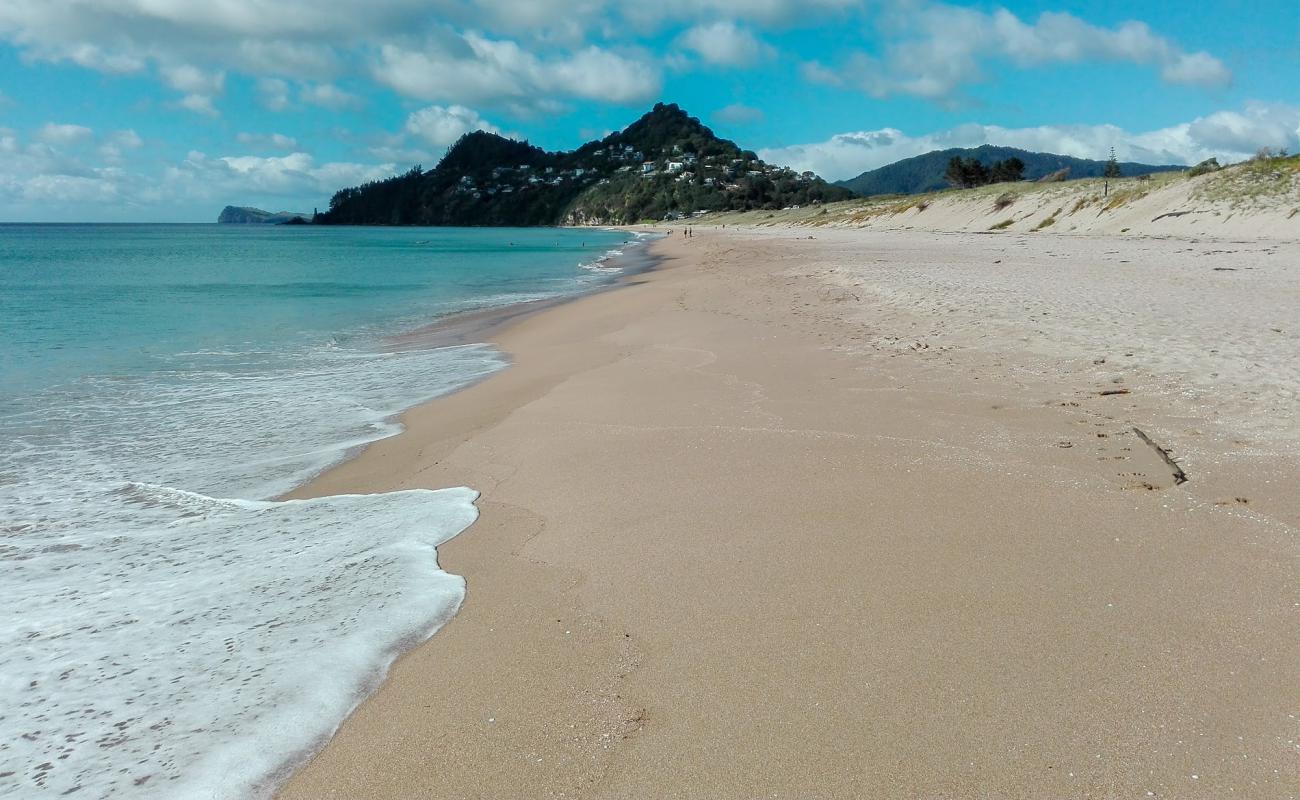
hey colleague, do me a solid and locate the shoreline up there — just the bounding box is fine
[383,231,661,353]
[278,226,1297,798]
[270,230,659,505]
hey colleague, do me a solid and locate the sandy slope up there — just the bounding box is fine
[278,228,1298,799]
[705,159,1300,240]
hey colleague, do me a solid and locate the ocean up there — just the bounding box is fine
[0,224,645,798]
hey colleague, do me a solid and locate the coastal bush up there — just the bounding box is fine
[945,156,1025,188]
[989,218,1015,230]
[993,192,1016,210]
[1103,148,1122,179]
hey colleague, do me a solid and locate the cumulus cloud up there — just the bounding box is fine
[160,64,225,114]
[624,0,858,27]
[38,123,94,145]
[299,82,363,110]
[0,0,1232,121]
[99,129,144,163]
[0,123,401,221]
[257,78,292,111]
[805,2,1231,104]
[760,103,1300,181]
[373,32,660,107]
[676,21,772,67]
[403,105,501,147]
[202,152,392,195]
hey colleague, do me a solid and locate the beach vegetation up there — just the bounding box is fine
[944,156,1026,189]
[1191,152,1300,206]
[989,218,1015,230]
[839,144,1181,196]
[1104,148,1123,179]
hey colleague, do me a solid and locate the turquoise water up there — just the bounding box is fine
[2,224,631,397]
[0,224,642,799]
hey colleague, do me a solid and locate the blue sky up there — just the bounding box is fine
[0,0,1296,221]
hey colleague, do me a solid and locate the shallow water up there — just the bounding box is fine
[0,224,640,798]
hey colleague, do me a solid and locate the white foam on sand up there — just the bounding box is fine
[2,484,478,799]
[0,341,508,798]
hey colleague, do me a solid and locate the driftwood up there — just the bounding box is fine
[1132,427,1188,485]
[1152,210,1197,222]
[1099,388,1131,396]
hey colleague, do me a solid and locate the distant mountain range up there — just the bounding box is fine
[314,103,854,226]
[217,206,310,224]
[835,145,1186,196]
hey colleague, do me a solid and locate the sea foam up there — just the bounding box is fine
[2,485,477,798]
[0,225,645,798]
[0,342,505,798]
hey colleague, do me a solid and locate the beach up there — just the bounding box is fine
[279,227,1298,799]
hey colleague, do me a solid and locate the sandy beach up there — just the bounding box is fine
[279,227,1298,799]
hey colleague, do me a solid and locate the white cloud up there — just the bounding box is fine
[624,0,858,27]
[676,21,772,67]
[805,2,1231,104]
[759,103,1300,181]
[0,0,1233,125]
[38,123,94,145]
[403,105,500,147]
[99,129,144,163]
[714,103,765,125]
[176,151,396,200]
[161,64,225,114]
[160,63,224,95]
[257,78,292,111]
[159,150,397,210]
[177,94,219,116]
[299,82,362,110]
[373,33,661,106]
[236,132,299,150]
[0,123,401,221]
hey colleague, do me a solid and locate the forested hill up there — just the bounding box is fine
[836,145,1185,196]
[315,103,854,226]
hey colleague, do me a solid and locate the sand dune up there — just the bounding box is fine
[705,156,1300,240]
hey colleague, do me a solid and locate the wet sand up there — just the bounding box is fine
[279,228,1298,799]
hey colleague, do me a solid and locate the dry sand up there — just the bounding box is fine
[279,228,1298,799]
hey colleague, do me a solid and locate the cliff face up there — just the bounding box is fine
[314,103,855,226]
[217,206,310,224]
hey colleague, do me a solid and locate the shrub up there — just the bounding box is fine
[1188,158,1221,177]
[993,192,1016,210]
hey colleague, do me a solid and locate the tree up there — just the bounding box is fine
[990,157,1025,183]
[1103,148,1122,179]
[944,156,990,188]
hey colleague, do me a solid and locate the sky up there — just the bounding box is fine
[0,0,1297,221]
